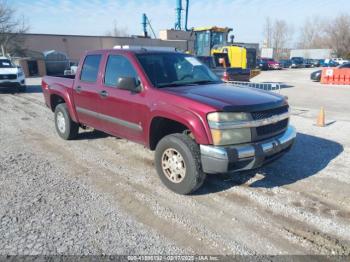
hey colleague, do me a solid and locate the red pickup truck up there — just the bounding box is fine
[41,48,296,195]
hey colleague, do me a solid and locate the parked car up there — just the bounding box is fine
[332,58,349,65]
[322,59,339,67]
[261,58,282,70]
[279,59,292,68]
[339,63,350,69]
[41,48,296,194]
[257,58,269,70]
[290,57,304,68]
[310,70,322,82]
[310,63,350,82]
[310,59,321,67]
[304,59,314,68]
[0,57,26,92]
[197,56,250,82]
[318,59,326,66]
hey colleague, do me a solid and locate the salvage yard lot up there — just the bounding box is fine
[0,69,350,255]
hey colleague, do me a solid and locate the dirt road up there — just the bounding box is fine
[0,78,350,255]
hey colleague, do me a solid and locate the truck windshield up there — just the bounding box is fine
[0,59,14,68]
[136,53,220,88]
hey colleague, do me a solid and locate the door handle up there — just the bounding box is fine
[99,90,108,98]
[75,86,82,93]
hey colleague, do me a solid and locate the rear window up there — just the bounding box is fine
[80,55,102,82]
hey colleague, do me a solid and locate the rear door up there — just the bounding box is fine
[96,53,147,144]
[73,54,103,128]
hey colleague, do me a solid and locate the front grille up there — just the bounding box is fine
[251,105,289,120]
[256,119,289,136]
[0,74,17,80]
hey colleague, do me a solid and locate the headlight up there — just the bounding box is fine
[17,70,24,77]
[211,128,251,146]
[207,112,252,146]
[207,112,250,122]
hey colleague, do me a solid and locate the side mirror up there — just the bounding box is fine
[117,77,141,93]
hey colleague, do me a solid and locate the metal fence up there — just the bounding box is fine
[228,81,281,93]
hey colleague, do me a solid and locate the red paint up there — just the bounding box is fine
[42,49,286,148]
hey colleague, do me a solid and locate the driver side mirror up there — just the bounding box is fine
[117,77,141,93]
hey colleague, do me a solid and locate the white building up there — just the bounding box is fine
[290,49,333,59]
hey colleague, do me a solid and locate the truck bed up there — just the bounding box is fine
[41,75,75,111]
[42,75,75,89]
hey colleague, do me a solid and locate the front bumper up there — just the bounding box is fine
[0,78,25,88]
[270,65,281,70]
[200,126,296,174]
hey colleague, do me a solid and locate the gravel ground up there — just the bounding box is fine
[0,142,185,255]
[0,73,350,255]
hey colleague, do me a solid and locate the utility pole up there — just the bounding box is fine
[1,45,5,57]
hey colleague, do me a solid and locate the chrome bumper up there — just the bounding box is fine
[200,126,296,174]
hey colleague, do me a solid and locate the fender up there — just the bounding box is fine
[147,101,212,146]
[48,84,79,123]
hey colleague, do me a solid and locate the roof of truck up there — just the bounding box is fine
[86,47,184,55]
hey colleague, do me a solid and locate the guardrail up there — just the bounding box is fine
[228,81,281,93]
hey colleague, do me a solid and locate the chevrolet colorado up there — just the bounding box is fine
[41,48,296,195]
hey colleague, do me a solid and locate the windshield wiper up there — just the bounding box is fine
[157,80,220,88]
[157,82,189,88]
[189,80,221,85]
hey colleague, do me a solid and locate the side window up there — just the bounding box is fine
[104,55,138,87]
[80,55,102,82]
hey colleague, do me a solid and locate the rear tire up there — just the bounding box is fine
[54,103,79,140]
[155,134,206,195]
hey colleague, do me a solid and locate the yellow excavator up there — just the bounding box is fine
[193,26,260,79]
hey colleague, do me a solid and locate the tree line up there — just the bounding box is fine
[263,14,350,59]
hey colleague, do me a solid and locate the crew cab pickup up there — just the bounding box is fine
[41,48,296,195]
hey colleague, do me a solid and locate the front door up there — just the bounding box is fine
[96,54,147,144]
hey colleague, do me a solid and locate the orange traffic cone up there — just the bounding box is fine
[316,107,325,127]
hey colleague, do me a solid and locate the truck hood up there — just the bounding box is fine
[163,83,286,112]
[0,67,19,74]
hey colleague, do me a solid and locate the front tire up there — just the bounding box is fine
[155,134,206,195]
[54,103,79,140]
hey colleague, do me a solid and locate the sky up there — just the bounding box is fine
[11,0,350,45]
